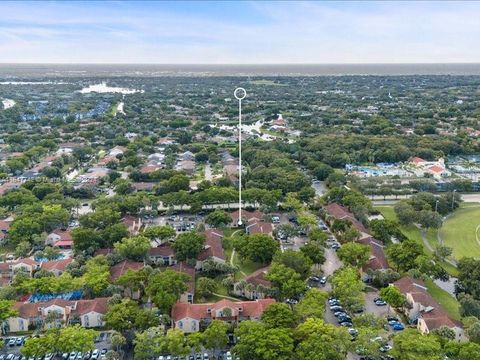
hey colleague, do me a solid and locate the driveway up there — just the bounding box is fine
[364,291,390,318]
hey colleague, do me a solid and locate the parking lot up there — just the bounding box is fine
[0,331,112,359]
[145,214,205,234]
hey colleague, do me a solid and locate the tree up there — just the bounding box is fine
[261,303,297,329]
[172,232,205,261]
[21,325,96,356]
[235,234,279,265]
[104,299,159,337]
[308,228,328,244]
[14,241,31,258]
[330,266,365,312]
[165,328,191,357]
[337,242,370,268]
[369,219,405,243]
[145,269,189,313]
[143,225,175,243]
[294,318,350,360]
[134,327,164,359]
[0,300,18,328]
[9,217,42,244]
[203,320,229,357]
[233,321,294,360]
[380,285,406,310]
[392,329,442,360]
[387,239,424,272]
[300,243,325,268]
[294,288,328,321]
[72,227,101,252]
[205,209,231,227]
[418,210,443,229]
[82,256,111,296]
[114,235,150,261]
[266,263,306,301]
[464,316,480,343]
[272,249,312,279]
[394,202,416,226]
[196,277,218,299]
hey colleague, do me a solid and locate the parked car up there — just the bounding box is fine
[69,353,77,360]
[391,323,405,331]
[340,321,353,327]
[225,352,232,360]
[15,337,24,346]
[374,298,387,306]
[8,338,16,347]
[380,345,393,352]
[320,276,327,285]
[44,354,55,360]
[330,305,343,311]
[91,350,100,360]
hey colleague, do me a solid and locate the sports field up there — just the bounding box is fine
[439,205,480,260]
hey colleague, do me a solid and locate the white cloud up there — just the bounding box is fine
[0,1,479,63]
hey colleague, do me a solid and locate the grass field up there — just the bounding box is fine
[439,205,480,260]
[375,205,459,276]
[424,278,461,321]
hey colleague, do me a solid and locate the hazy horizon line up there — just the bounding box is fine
[1,62,480,66]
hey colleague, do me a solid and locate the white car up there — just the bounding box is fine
[91,350,100,360]
[69,353,77,360]
[225,352,232,360]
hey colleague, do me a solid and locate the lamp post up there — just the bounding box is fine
[451,189,457,211]
[435,199,439,213]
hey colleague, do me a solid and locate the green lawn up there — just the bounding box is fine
[439,205,480,260]
[424,278,461,321]
[375,205,459,276]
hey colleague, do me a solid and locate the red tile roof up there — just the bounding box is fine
[325,203,369,234]
[409,156,427,164]
[427,165,445,173]
[198,229,225,261]
[246,221,273,235]
[229,210,265,223]
[357,237,389,270]
[171,262,195,294]
[41,258,73,272]
[51,229,73,241]
[242,267,271,287]
[109,260,144,282]
[393,277,462,330]
[171,298,275,322]
[149,243,175,257]
[14,298,110,319]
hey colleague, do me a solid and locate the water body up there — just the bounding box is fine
[1,63,480,77]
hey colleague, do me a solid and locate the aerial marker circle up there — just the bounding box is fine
[234,87,247,100]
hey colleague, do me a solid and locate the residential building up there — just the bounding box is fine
[7,298,109,333]
[392,277,464,341]
[196,229,225,270]
[233,267,271,300]
[148,243,176,266]
[171,298,275,333]
[172,262,195,304]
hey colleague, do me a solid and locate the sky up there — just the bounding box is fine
[1,1,480,64]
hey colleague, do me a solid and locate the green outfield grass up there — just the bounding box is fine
[375,205,459,276]
[424,278,461,321]
[439,205,480,260]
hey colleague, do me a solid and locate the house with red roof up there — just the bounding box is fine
[109,260,144,282]
[233,267,271,300]
[46,229,73,246]
[357,237,389,271]
[122,215,143,235]
[172,262,195,304]
[40,258,74,276]
[7,298,109,333]
[148,243,176,266]
[196,229,226,270]
[324,203,369,236]
[392,277,464,341]
[171,298,275,333]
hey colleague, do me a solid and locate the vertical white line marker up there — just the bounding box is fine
[234,87,246,226]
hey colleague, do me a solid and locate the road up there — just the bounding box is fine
[204,163,213,182]
[311,180,327,197]
[372,193,480,206]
